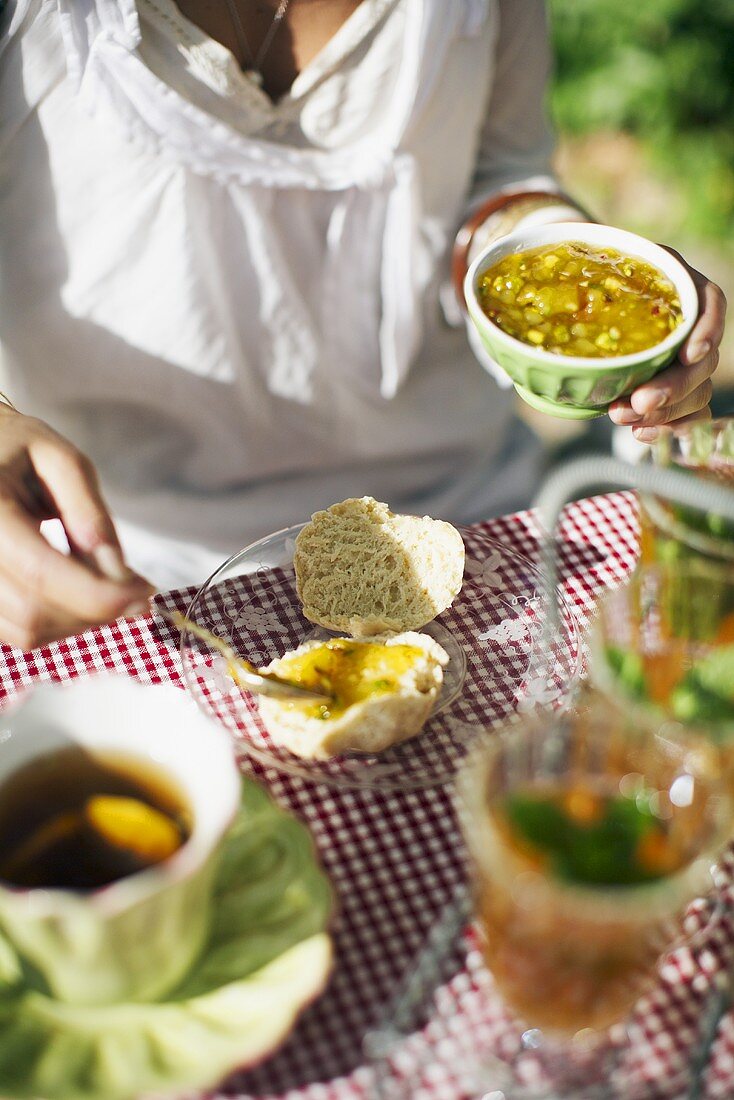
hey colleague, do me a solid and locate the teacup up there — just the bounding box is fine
[0,675,240,1005]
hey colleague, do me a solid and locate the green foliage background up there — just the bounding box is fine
[548,0,734,243]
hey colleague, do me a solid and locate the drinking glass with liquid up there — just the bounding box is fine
[458,692,732,1097]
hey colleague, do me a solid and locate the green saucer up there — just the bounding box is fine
[0,780,333,1100]
[514,384,608,421]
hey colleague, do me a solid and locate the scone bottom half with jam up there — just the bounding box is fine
[257,632,449,759]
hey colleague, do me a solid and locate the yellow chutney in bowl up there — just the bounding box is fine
[464,223,698,420]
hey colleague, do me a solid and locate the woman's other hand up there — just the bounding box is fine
[0,406,154,648]
[609,252,727,441]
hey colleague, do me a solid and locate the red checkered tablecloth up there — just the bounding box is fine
[1,492,732,1100]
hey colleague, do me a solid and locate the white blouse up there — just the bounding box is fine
[0,0,560,587]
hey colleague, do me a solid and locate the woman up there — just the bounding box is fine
[0,0,726,647]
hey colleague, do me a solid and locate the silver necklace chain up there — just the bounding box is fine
[223,0,292,75]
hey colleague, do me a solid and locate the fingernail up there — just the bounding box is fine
[690,339,711,363]
[93,545,135,583]
[611,408,642,425]
[645,391,668,412]
[634,427,660,443]
[631,391,665,416]
[122,599,151,619]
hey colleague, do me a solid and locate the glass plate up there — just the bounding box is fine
[177,525,581,790]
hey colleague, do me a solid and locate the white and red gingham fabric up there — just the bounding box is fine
[0,492,731,1100]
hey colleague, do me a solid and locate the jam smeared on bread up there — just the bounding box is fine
[258,632,448,759]
[268,637,430,720]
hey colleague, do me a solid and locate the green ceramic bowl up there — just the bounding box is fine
[464,222,698,420]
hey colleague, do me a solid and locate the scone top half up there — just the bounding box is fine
[294,497,466,638]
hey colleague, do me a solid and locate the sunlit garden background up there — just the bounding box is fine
[546,0,734,432]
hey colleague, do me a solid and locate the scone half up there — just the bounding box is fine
[294,497,465,637]
[257,632,449,759]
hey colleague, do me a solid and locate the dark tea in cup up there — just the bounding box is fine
[0,676,240,1005]
[0,745,191,890]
